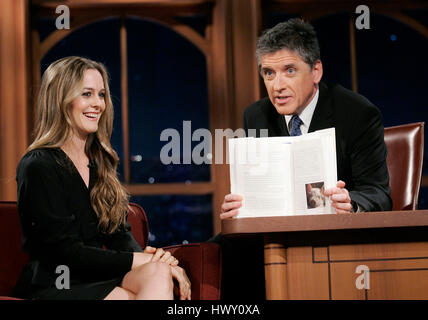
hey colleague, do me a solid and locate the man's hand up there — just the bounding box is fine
[220,194,243,219]
[323,180,353,214]
[171,266,191,300]
[144,246,179,266]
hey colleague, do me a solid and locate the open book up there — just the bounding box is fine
[228,128,337,218]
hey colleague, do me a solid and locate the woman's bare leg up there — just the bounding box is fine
[104,287,136,300]
[121,261,174,300]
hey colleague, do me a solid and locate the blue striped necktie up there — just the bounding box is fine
[290,115,303,136]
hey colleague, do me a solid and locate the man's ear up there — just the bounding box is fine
[312,60,323,84]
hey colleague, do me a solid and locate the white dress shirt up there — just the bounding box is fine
[284,87,319,135]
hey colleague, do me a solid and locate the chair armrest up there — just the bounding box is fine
[163,242,222,300]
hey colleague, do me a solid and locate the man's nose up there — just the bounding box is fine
[273,74,287,92]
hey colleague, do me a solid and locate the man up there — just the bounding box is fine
[213,18,392,299]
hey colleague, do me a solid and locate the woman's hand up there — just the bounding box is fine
[144,246,179,266]
[171,265,191,300]
[132,246,179,270]
[143,246,190,299]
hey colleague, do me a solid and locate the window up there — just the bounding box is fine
[132,195,212,247]
[126,17,210,185]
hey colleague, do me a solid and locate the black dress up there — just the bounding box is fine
[13,148,142,300]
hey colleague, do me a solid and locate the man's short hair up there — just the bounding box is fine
[256,18,320,70]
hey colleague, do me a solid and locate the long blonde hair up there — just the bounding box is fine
[29,56,129,234]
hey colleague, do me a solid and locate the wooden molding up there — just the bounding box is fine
[120,16,131,184]
[124,182,214,195]
[0,0,30,201]
[33,0,215,8]
[422,176,428,188]
[264,0,428,12]
[39,12,209,62]
[349,15,358,92]
[231,0,262,129]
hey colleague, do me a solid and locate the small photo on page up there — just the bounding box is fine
[305,182,326,209]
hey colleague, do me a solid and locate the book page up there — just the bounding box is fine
[292,128,337,215]
[228,128,337,218]
[229,138,293,218]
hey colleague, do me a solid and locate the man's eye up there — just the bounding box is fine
[287,68,296,74]
[264,70,274,78]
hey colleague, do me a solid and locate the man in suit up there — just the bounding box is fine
[214,18,392,299]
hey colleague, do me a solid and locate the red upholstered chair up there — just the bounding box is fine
[384,122,424,210]
[0,201,29,300]
[127,203,222,300]
[0,201,221,300]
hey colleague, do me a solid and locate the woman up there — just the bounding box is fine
[13,56,191,300]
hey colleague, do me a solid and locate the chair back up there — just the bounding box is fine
[384,122,424,210]
[128,202,149,248]
[0,201,29,296]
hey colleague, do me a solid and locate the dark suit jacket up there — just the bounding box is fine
[243,82,392,212]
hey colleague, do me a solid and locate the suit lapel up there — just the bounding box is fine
[308,82,334,133]
[273,110,288,136]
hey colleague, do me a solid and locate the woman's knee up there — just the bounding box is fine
[142,261,172,279]
[134,262,174,300]
[123,262,173,293]
[104,286,136,300]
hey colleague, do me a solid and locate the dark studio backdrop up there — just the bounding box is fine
[36,1,427,247]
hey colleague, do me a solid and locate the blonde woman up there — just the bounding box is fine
[13,56,191,300]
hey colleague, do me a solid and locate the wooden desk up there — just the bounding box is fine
[222,210,428,300]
